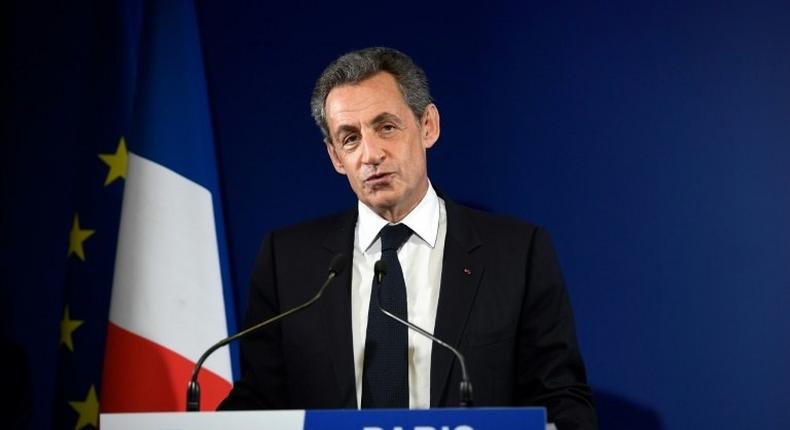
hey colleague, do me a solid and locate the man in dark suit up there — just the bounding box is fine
[219,47,597,430]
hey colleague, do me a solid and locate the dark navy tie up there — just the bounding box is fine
[361,223,412,408]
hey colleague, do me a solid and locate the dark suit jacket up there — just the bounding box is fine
[219,198,597,430]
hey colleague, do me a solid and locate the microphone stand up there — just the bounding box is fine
[186,254,347,411]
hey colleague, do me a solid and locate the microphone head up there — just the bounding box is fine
[328,253,349,275]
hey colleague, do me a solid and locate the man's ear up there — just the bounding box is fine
[325,139,347,175]
[421,103,440,149]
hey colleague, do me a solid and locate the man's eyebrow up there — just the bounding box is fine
[370,112,403,126]
[334,124,359,137]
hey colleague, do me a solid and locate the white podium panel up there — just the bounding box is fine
[101,410,304,430]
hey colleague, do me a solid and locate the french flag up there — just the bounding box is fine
[101,0,235,412]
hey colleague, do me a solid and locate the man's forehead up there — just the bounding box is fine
[325,74,411,132]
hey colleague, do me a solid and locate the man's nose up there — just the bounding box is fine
[360,132,384,164]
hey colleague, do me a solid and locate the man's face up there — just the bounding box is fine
[325,72,440,222]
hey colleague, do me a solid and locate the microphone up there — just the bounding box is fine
[186,253,349,411]
[373,260,474,407]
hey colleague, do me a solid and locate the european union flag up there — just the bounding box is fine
[51,1,140,427]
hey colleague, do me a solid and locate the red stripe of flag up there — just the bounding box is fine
[101,322,231,412]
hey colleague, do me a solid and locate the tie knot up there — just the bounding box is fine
[380,224,412,252]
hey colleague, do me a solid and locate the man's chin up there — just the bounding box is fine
[360,186,398,203]
[359,193,401,215]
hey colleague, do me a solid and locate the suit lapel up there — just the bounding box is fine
[431,199,484,406]
[319,209,358,407]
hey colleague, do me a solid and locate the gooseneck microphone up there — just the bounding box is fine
[186,253,349,411]
[373,260,474,407]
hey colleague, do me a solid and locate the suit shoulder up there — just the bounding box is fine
[266,209,356,244]
[447,201,561,255]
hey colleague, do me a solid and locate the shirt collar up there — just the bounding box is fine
[357,181,440,253]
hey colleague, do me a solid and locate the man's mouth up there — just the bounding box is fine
[364,172,393,187]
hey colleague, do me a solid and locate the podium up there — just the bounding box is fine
[101,407,554,430]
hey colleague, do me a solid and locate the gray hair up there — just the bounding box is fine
[310,47,433,142]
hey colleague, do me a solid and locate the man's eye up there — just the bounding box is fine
[380,124,396,133]
[343,134,360,146]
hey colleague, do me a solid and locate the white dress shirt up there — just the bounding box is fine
[351,182,447,409]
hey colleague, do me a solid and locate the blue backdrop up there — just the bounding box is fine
[2,1,789,429]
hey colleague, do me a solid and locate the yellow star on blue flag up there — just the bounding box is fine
[60,306,84,352]
[98,136,128,186]
[67,214,95,261]
[68,385,99,430]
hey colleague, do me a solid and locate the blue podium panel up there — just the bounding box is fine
[305,407,546,430]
